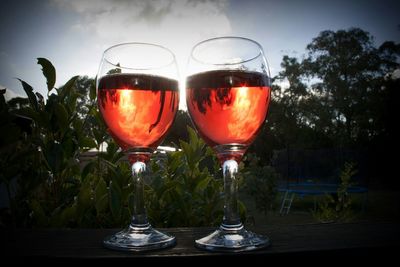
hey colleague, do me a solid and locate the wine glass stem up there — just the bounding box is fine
[222,159,242,228]
[131,161,149,226]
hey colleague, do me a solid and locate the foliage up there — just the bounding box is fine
[250,28,399,187]
[0,89,32,226]
[255,28,399,161]
[312,162,357,222]
[243,153,279,215]
[146,127,226,227]
[2,27,399,227]
[163,110,193,145]
[304,29,388,146]
[0,58,101,227]
[61,126,228,228]
[0,58,250,228]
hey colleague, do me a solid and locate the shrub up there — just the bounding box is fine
[312,162,357,222]
[1,58,249,228]
[243,153,279,215]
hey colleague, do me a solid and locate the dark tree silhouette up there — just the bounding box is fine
[162,110,193,146]
[250,28,399,187]
[303,28,399,147]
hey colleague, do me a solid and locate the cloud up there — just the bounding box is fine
[51,0,232,109]
[52,0,231,43]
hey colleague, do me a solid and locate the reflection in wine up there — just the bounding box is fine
[98,73,179,155]
[186,70,270,162]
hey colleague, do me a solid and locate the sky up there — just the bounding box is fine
[0,0,399,109]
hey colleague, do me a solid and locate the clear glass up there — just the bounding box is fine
[186,37,271,252]
[97,42,179,251]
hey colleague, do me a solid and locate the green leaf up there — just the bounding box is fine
[38,109,51,128]
[30,200,48,226]
[79,136,97,150]
[179,140,192,161]
[59,205,77,226]
[195,176,212,192]
[78,177,92,208]
[109,181,122,219]
[93,128,105,146]
[95,177,107,200]
[37,58,56,91]
[61,133,76,159]
[35,92,45,108]
[89,81,96,101]
[54,103,69,131]
[58,75,79,101]
[81,161,96,179]
[72,118,83,132]
[188,126,199,146]
[18,79,38,111]
[67,91,78,113]
[44,142,64,173]
[96,194,108,214]
[14,107,39,122]
[238,200,247,221]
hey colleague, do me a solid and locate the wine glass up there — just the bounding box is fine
[97,42,179,251]
[186,37,271,251]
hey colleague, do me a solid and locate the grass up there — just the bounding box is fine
[241,189,400,226]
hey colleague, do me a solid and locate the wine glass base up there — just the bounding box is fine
[195,224,270,252]
[103,224,176,252]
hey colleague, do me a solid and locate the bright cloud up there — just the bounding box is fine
[51,0,232,109]
[52,0,231,56]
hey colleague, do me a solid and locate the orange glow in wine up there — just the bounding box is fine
[186,70,270,148]
[98,74,179,151]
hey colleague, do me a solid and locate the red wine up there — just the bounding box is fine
[98,73,179,160]
[186,70,270,161]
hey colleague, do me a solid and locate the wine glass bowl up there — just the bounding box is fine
[97,43,179,251]
[186,37,271,251]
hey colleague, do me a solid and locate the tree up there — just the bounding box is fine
[162,110,193,146]
[66,76,96,118]
[260,28,400,186]
[303,28,399,147]
[252,28,399,184]
[250,54,332,163]
[271,55,322,148]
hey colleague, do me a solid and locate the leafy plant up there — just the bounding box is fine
[0,88,34,226]
[312,162,357,222]
[0,58,101,227]
[53,126,229,228]
[243,153,279,215]
[146,126,225,227]
[1,58,251,228]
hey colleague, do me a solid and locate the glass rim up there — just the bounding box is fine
[190,36,265,66]
[102,42,177,71]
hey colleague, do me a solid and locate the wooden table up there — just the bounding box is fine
[2,221,399,262]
